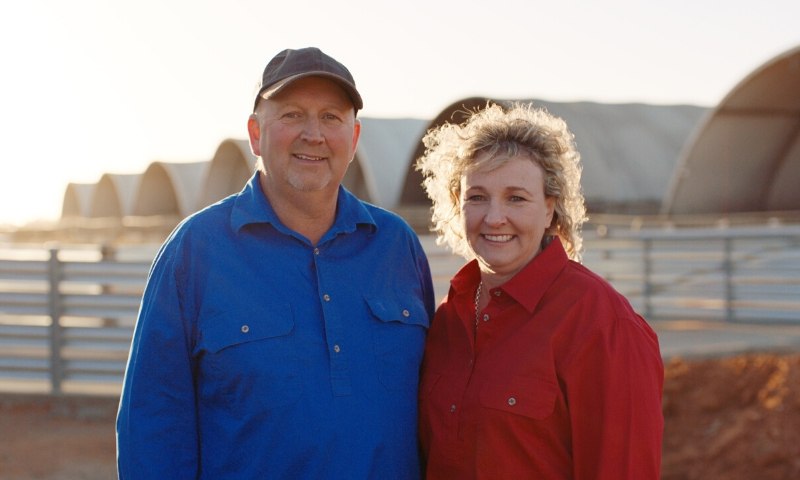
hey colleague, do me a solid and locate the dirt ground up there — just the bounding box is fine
[1,352,799,480]
[661,352,800,480]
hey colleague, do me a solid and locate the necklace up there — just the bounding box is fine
[474,280,483,329]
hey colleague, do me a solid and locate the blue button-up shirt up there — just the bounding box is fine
[117,173,435,479]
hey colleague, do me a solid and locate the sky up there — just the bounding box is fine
[1,0,798,227]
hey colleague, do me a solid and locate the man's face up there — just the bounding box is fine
[248,76,360,197]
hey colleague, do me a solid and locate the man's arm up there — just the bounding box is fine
[116,244,199,479]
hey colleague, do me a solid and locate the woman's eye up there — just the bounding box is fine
[465,194,485,202]
[509,195,526,202]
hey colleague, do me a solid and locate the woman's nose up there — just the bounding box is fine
[483,201,507,226]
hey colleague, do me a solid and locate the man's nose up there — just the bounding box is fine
[300,118,324,143]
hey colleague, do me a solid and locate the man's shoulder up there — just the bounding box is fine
[357,200,413,230]
[361,203,427,247]
[164,195,237,245]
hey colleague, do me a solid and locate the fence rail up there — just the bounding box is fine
[1,225,799,394]
[582,227,800,323]
[0,247,149,395]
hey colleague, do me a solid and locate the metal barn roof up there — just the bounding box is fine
[663,46,800,215]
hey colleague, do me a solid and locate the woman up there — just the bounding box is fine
[416,103,663,479]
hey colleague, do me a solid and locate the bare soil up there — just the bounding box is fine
[0,394,118,479]
[2,352,799,479]
[661,353,800,479]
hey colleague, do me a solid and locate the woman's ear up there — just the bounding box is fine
[545,196,556,227]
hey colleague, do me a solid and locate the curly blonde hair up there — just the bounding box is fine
[416,102,587,262]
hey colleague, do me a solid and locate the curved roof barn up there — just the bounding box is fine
[133,161,209,217]
[58,44,800,232]
[89,173,141,218]
[61,183,96,218]
[400,97,705,214]
[663,46,800,215]
[199,139,255,209]
[357,117,427,207]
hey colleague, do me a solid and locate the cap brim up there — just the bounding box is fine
[256,72,363,111]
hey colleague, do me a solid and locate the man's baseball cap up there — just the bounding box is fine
[253,47,363,112]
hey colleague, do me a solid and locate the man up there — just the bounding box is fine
[116,47,435,479]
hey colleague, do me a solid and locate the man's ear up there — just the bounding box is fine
[247,114,261,157]
[352,118,361,151]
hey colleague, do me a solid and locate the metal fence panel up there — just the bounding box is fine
[1,228,799,394]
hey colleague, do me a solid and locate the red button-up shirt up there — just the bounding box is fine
[419,238,663,479]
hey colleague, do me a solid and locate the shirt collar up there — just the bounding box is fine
[504,237,569,312]
[230,172,377,237]
[450,236,569,313]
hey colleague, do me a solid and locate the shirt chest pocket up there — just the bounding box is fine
[479,375,559,420]
[199,302,302,409]
[366,295,429,391]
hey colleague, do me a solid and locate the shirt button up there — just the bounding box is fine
[333,344,341,353]
[507,397,517,406]
[323,294,331,302]
[482,313,490,322]
[241,325,249,333]
[493,290,501,297]
[402,309,410,317]
[450,404,457,413]
[313,247,320,255]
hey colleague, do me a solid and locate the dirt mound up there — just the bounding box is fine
[662,353,800,479]
[1,352,799,479]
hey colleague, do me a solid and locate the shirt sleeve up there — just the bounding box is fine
[413,236,437,322]
[116,239,199,479]
[563,296,664,480]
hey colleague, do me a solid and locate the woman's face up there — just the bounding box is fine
[460,154,555,283]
